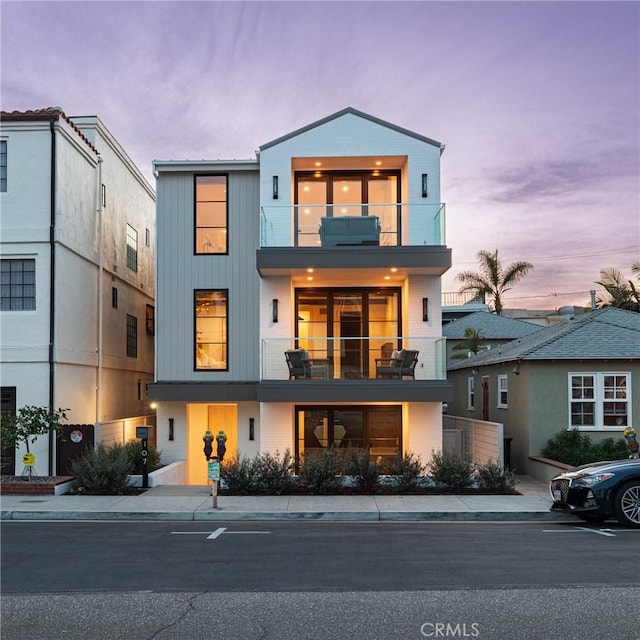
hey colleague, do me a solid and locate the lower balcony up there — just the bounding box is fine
[258,336,452,403]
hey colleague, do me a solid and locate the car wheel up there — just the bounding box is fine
[613,480,640,528]
[577,513,607,524]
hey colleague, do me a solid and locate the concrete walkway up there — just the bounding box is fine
[0,476,564,522]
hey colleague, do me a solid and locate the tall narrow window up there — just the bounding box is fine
[497,375,508,408]
[145,228,150,247]
[111,287,118,309]
[195,175,227,254]
[126,224,138,272]
[145,304,155,335]
[1,258,35,310]
[195,290,228,370]
[126,314,138,358]
[467,377,475,410]
[0,141,7,192]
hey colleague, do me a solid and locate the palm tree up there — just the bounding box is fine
[595,265,640,312]
[456,250,534,315]
[451,328,484,360]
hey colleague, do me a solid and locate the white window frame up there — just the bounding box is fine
[497,374,508,408]
[568,372,631,430]
[467,376,475,410]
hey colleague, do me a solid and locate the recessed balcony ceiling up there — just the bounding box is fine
[292,156,407,171]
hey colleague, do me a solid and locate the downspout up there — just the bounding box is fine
[48,118,57,476]
[96,157,104,424]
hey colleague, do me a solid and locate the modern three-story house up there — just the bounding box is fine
[150,108,452,484]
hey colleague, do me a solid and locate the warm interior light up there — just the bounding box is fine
[306,268,314,273]
[314,161,322,167]
[342,185,349,192]
[303,208,310,214]
[341,208,347,214]
[307,276,313,281]
[303,186,310,192]
[150,402,157,410]
[384,276,391,280]
[390,267,398,272]
[375,161,382,166]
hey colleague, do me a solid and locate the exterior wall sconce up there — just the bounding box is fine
[421,173,428,198]
[472,368,479,376]
[272,299,278,323]
[512,362,520,375]
[422,297,429,322]
[168,418,174,441]
[272,175,279,199]
[249,417,255,441]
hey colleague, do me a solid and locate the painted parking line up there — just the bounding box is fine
[171,527,271,540]
[542,526,640,537]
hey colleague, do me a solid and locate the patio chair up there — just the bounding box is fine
[285,349,329,379]
[375,349,419,379]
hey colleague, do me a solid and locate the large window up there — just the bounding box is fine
[195,290,228,370]
[195,175,227,254]
[126,314,138,358]
[295,170,400,247]
[1,259,35,310]
[569,373,630,429]
[126,224,138,272]
[296,406,402,471]
[1,141,7,192]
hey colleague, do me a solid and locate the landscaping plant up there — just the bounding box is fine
[299,448,341,494]
[71,443,133,494]
[427,450,474,492]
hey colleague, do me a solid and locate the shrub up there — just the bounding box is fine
[255,449,295,495]
[391,451,426,493]
[221,453,258,495]
[475,459,516,492]
[299,449,341,494]
[71,443,133,494]
[542,429,629,466]
[122,439,162,473]
[344,449,380,493]
[427,450,474,492]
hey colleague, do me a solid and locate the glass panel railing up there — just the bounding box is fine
[260,203,446,248]
[262,336,446,381]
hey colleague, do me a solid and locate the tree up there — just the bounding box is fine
[595,265,640,312]
[0,405,68,477]
[456,249,534,315]
[451,328,484,360]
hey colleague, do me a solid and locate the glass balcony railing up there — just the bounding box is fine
[260,203,446,248]
[261,336,447,381]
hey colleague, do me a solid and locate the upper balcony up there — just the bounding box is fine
[257,203,451,276]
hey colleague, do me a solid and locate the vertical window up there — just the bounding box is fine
[497,375,508,408]
[112,287,118,309]
[0,141,7,192]
[101,184,106,207]
[195,290,228,370]
[195,175,227,254]
[126,314,137,358]
[1,258,35,310]
[145,228,150,247]
[569,373,630,428]
[467,377,475,410]
[126,224,138,272]
[145,304,155,335]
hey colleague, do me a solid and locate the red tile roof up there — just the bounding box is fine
[0,107,98,155]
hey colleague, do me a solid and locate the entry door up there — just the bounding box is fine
[1,387,16,475]
[333,293,363,377]
[482,377,490,421]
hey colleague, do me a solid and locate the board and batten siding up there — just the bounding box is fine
[155,170,260,382]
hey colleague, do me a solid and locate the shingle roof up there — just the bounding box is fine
[1,107,98,155]
[448,308,640,370]
[443,311,542,340]
[259,107,443,151]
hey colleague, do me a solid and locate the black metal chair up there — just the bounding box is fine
[375,349,419,379]
[285,349,329,379]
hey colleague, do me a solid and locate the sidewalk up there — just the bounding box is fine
[0,476,564,523]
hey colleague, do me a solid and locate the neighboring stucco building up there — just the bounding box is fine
[0,107,155,475]
[446,307,639,478]
[149,107,453,484]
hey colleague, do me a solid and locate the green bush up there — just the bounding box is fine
[122,439,162,473]
[427,450,474,492]
[221,453,258,495]
[71,443,133,494]
[344,449,380,493]
[299,449,341,494]
[542,429,629,466]
[475,459,516,492]
[390,451,425,493]
[255,449,295,495]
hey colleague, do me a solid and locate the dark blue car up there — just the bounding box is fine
[549,459,640,528]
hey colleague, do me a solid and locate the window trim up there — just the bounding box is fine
[194,174,229,255]
[194,289,229,371]
[467,376,475,410]
[497,374,508,409]
[568,372,631,430]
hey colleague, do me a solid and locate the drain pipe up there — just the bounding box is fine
[48,117,57,476]
[95,156,104,424]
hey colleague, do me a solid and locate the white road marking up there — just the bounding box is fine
[171,527,270,540]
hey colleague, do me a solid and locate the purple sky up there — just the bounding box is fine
[2,1,638,310]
